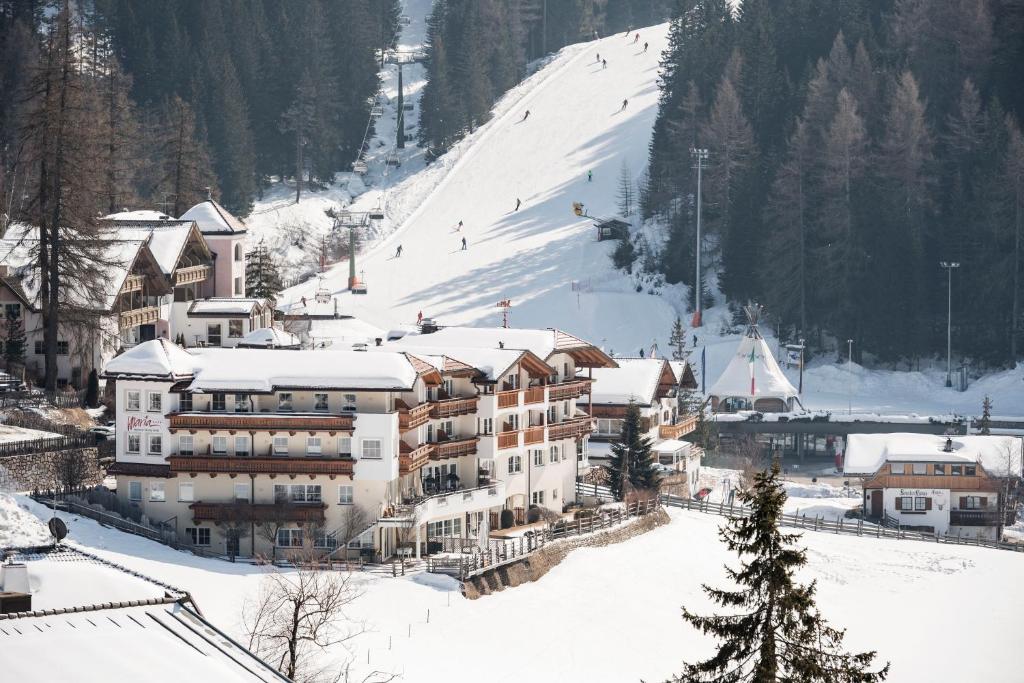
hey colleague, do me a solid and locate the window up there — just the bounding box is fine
[339,437,352,456]
[912,463,927,475]
[306,436,322,455]
[506,373,519,389]
[56,340,68,355]
[212,436,227,454]
[178,435,194,456]
[127,390,140,411]
[532,490,545,505]
[898,496,913,511]
[443,379,454,396]
[127,434,141,454]
[234,243,243,261]
[276,529,304,547]
[234,483,250,502]
[934,463,945,475]
[951,465,963,475]
[914,497,927,511]
[314,393,329,412]
[533,449,544,467]
[507,413,519,430]
[306,485,322,502]
[273,484,319,503]
[234,276,244,296]
[548,406,557,424]
[147,391,162,412]
[550,446,559,463]
[480,417,493,435]
[361,439,382,459]
[426,518,462,537]
[964,465,976,476]
[439,420,453,438]
[178,482,194,502]
[234,436,250,456]
[4,303,20,319]
[186,527,210,546]
[179,393,193,412]
[149,482,165,502]
[342,394,356,412]
[234,394,249,412]
[339,485,354,505]
[34,340,43,355]
[148,435,162,455]
[128,481,142,501]
[228,319,243,338]
[212,393,226,412]
[552,489,558,502]
[508,455,522,474]
[278,392,293,411]
[890,463,905,475]
[963,496,983,509]
[207,323,222,346]
[273,436,289,455]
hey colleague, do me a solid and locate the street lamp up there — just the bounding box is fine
[846,339,853,415]
[939,262,960,387]
[690,148,708,326]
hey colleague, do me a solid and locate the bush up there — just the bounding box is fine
[500,509,515,529]
[612,237,637,272]
[84,369,99,408]
[526,505,542,524]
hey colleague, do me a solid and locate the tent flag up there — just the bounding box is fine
[748,345,756,396]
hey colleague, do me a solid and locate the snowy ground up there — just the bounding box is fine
[10,494,1024,682]
[698,466,863,522]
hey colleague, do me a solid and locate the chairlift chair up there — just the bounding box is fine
[352,160,369,174]
[370,104,384,117]
[385,150,401,167]
[399,15,411,26]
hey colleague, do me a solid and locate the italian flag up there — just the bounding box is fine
[749,346,756,396]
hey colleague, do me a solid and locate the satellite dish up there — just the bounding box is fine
[48,517,68,542]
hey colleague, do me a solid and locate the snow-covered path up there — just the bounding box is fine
[280,26,676,353]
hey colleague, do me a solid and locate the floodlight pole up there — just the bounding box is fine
[940,261,960,387]
[691,148,708,326]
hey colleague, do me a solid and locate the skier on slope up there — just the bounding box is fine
[587,170,592,182]
[395,244,403,258]
[602,59,607,69]
[596,52,600,63]
[461,236,467,250]
[417,310,423,324]
[633,34,640,44]
[522,110,530,121]
[621,98,629,111]
[644,42,649,53]
[515,198,521,211]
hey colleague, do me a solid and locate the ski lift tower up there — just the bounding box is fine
[329,208,370,295]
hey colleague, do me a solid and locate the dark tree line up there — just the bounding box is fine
[419,0,674,157]
[645,0,1024,367]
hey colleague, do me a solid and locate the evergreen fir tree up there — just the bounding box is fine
[245,242,283,300]
[606,401,660,501]
[3,309,26,369]
[669,316,687,361]
[979,396,993,435]
[84,368,99,408]
[617,160,635,218]
[673,461,889,682]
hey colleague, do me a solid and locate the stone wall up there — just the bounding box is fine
[463,508,671,599]
[0,448,102,492]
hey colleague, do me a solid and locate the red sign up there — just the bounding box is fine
[126,415,162,431]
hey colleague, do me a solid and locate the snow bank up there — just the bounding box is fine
[0,492,52,547]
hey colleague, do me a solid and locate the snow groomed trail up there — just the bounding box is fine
[281,26,675,353]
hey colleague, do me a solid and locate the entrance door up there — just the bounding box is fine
[139,324,156,342]
[870,490,882,517]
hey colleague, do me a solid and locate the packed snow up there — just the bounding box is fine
[0,493,51,546]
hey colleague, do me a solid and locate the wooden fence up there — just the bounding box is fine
[0,434,97,458]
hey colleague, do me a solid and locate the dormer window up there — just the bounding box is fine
[279,392,293,412]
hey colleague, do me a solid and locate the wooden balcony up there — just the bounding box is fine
[122,274,145,294]
[189,501,326,523]
[174,264,212,287]
[949,509,1013,527]
[658,415,698,440]
[523,425,545,445]
[497,389,520,409]
[168,412,354,434]
[430,396,479,418]
[168,455,354,477]
[497,430,519,450]
[399,442,433,474]
[397,400,431,431]
[120,305,159,329]
[548,378,591,401]
[430,437,478,459]
[548,416,592,440]
[523,386,545,405]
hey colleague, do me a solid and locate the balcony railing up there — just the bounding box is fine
[168,412,354,433]
[122,274,145,294]
[189,501,326,523]
[168,455,354,476]
[397,401,431,431]
[399,443,433,474]
[497,430,519,450]
[120,305,160,329]
[174,264,212,287]
[497,389,520,409]
[949,509,1014,526]
[548,378,591,401]
[430,396,479,418]
[523,386,545,405]
[658,415,699,440]
[548,416,592,440]
[430,437,479,459]
[523,425,545,445]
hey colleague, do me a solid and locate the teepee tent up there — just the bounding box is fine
[707,304,802,413]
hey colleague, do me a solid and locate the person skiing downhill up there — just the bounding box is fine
[602,59,607,69]
[587,170,592,182]
[644,42,649,52]
[515,198,521,211]
[621,98,629,111]
[596,52,600,63]
[522,110,530,121]
[633,33,640,44]
[461,237,467,250]
[395,244,402,258]
[417,310,423,324]
[455,220,463,232]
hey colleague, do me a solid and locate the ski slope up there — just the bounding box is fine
[279,26,677,354]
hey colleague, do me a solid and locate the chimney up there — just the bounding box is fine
[944,437,953,453]
[375,337,382,346]
[205,186,212,201]
[334,298,339,318]
[1,563,29,593]
[498,341,504,349]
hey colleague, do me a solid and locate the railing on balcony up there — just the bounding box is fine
[497,390,520,409]
[523,425,545,445]
[189,501,326,523]
[430,396,479,418]
[658,414,699,440]
[122,273,145,294]
[168,455,354,476]
[523,386,545,405]
[497,430,519,450]
[548,378,591,401]
[119,305,160,329]
[168,412,354,433]
[174,264,212,287]
[548,416,592,440]
[399,443,433,474]
[949,509,1014,527]
[430,437,478,459]
[397,400,431,431]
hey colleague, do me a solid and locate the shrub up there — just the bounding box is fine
[500,509,515,529]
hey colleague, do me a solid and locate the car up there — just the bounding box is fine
[87,425,115,441]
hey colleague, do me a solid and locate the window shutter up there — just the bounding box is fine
[959,496,967,508]
[895,497,902,510]
[980,497,988,508]
[925,498,932,510]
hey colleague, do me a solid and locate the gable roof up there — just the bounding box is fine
[103,220,210,276]
[587,358,678,405]
[843,433,1024,477]
[187,297,265,317]
[389,326,617,368]
[237,327,302,348]
[706,329,798,403]
[180,200,246,235]
[104,338,198,380]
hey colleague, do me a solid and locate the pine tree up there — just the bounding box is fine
[669,316,687,361]
[606,401,660,501]
[3,309,26,369]
[979,396,993,435]
[617,160,635,218]
[673,461,889,682]
[245,242,283,300]
[154,96,217,216]
[84,367,99,408]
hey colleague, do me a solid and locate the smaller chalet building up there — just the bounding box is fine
[844,433,1022,539]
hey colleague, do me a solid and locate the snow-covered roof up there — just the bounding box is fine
[238,327,302,348]
[706,327,799,404]
[104,338,198,379]
[653,438,692,453]
[180,199,246,235]
[393,326,605,362]
[843,433,1024,477]
[102,209,173,221]
[106,221,200,275]
[187,297,265,316]
[587,358,671,405]
[384,344,529,381]
[300,316,387,346]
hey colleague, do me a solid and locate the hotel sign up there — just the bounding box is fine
[126,415,164,433]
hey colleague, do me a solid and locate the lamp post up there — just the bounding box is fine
[690,148,708,326]
[940,261,960,387]
[798,337,805,395]
[846,339,853,415]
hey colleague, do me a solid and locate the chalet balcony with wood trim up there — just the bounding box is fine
[497,430,520,450]
[168,455,354,477]
[399,442,433,474]
[497,389,520,409]
[548,416,593,440]
[122,273,146,294]
[523,386,545,405]
[119,305,160,329]
[863,474,1000,492]
[548,378,592,401]
[949,509,1015,526]
[658,415,698,440]
[397,400,431,431]
[174,264,212,287]
[523,425,545,445]
[429,396,479,418]
[168,412,355,434]
[189,501,326,524]
[429,436,479,460]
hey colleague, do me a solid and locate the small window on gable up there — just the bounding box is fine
[912,463,927,475]
[890,463,905,475]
